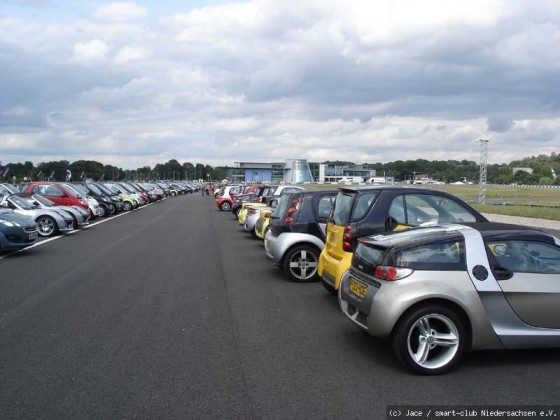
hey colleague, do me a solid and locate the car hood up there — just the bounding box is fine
[0,210,36,226]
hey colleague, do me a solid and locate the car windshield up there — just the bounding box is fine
[31,194,56,207]
[11,195,39,210]
[103,183,121,194]
[61,183,84,197]
[86,184,103,195]
[73,184,91,196]
[96,184,114,195]
[119,183,136,193]
[1,184,20,194]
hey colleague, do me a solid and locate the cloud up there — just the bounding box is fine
[73,39,111,62]
[94,2,147,22]
[1,0,560,170]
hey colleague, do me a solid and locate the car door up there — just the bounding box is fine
[488,239,560,329]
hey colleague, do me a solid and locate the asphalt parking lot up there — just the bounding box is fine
[1,194,559,419]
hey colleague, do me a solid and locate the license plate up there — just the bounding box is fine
[349,278,368,298]
[29,232,38,240]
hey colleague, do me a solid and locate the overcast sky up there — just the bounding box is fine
[1,0,559,169]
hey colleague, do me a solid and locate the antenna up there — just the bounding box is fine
[477,139,489,204]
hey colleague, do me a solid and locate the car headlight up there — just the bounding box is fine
[0,219,17,227]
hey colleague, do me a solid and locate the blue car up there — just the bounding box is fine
[0,210,38,252]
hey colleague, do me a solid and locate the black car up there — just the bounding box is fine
[318,185,490,292]
[91,183,124,212]
[264,189,338,282]
[78,182,117,216]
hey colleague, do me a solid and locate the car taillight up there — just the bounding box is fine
[373,265,413,281]
[284,198,300,224]
[342,224,353,252]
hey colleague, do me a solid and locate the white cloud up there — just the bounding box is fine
[1,0,560,169]
[115,45,148,63]
[73,39,111,62]
[94,2,147,22]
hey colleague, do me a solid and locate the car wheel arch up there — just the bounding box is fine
[282,243,322,282]
[391,298,473,352]
[278,233,325,259]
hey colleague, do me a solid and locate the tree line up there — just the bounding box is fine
[1,153,559,185]
[0,159,228,183]
[360,152,560,185]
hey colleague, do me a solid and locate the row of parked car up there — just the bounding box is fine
[216,183,560,375]
[0,180,202,251]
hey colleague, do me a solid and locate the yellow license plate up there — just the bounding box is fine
[349,278,367,298]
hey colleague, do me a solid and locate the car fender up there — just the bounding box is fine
[362,272,500,349]
[276,232,325,262]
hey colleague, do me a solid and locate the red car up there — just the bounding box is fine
[215,185,243,211]
[22,182,91,214]
[215,184,266,211]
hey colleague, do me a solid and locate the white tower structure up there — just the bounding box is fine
[477,139,489,204]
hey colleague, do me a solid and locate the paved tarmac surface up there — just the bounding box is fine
[1,195,559,419]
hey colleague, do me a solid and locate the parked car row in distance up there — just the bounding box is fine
[0,180,202,252]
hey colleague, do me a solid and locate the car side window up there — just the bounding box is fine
[488,240,560,274]
[395,240,465,271]
[43,185,63,196]
[388,196,406,225]
[317,196,335,219]
[404,194,477,226]
[32,185,44,194]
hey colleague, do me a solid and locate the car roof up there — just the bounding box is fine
[360,222,558,248]
[338,185,448,194]
[288,189,338,196]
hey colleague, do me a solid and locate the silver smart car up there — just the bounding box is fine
[339,223,560,375]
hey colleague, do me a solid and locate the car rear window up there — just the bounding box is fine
[331,192,354,225]
[355,242,387,266]
[272,194,293,219]
[395,240,465,271]
[331,190,380,225]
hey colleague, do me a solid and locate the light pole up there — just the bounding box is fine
[478,138,489,204]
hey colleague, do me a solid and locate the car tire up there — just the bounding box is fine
[220,201,231,211]
[392,304,466,375]
[36,215,59,237]
[98,205,106,218]
[123,201,133,211]
[282,245,320,282]
[107,204,116,215]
